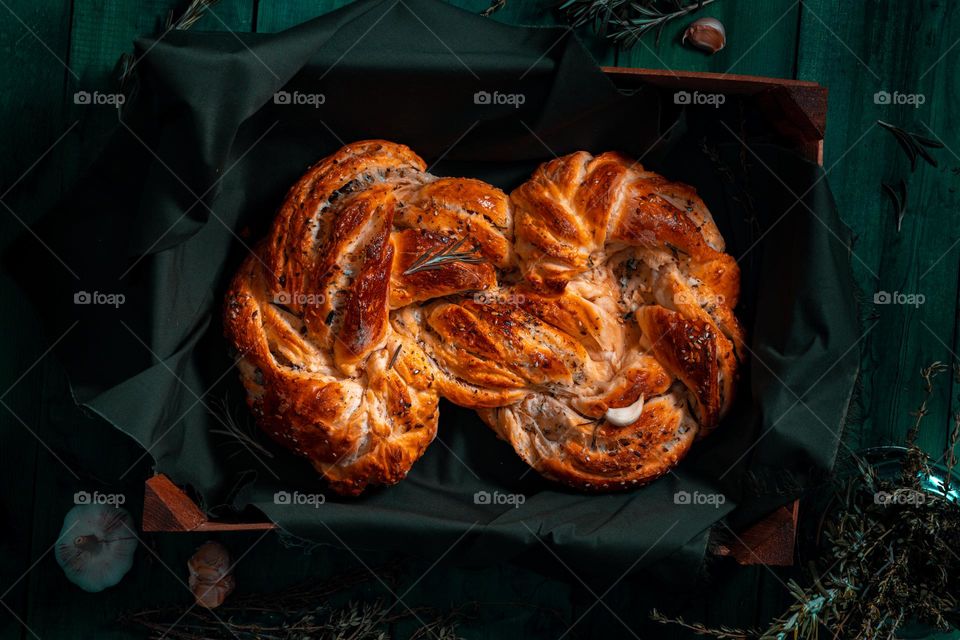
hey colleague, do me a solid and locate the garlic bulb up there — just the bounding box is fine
[604,396,645,427]
[683,17,726,54]
[55,505,137,593]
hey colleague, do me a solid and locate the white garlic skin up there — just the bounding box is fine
[683,17,726,54]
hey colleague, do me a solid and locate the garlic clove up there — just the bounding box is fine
[683,17,726,54]
[604,395,645,427]
[188,541,235,609]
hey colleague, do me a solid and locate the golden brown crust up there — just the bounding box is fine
[483,150,744,489]
[224,142,743,494]
[224,141,509,495]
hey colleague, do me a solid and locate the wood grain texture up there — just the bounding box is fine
[713,502,799,566]
[144,474,276,532]
[798,0,960,456]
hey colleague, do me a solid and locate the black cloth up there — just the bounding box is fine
[13,0,858,584]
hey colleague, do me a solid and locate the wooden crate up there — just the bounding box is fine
[144,67,827,568]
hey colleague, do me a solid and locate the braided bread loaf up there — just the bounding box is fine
[224,141,742,495]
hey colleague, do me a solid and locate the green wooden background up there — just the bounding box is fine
[2,0,959,638]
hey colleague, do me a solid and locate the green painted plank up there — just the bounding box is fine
[69,0,253,85]
[0,2,74,638]
[7,3,259,637]
[616,0,799,79]
[63,0,256,192]
[797,0,960,455]
[0,3,76,223]
[0,2,74,196]
[446,0,617,66]
[256,0,616,64]
[254,0,346,32]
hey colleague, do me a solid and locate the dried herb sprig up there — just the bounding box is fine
[560,0,718,47]
[878,121,943,171]
[480,0,508,17]
[903,361,947,448]
[946,406,960,496]
[165,0,222,31]
[117,0,222,89]
[560,0,630,33]
[611,0,718,47]
[403,236,484,275]
[124,599,459,640]
[875,121,943,233]
[208,395,274,460]
[388,344,403,370]
[653,362,960,639]
[650,609,753,638]
[881,179,908,232]
[120,561,472,640]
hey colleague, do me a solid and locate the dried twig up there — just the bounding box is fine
[165,0,222,30]
[650,609,754,639]
[904,361,947,448]
[480,0,507,17]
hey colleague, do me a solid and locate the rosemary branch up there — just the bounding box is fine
[166,0,222,31]
[878,120,943,171]
[480,0,507,17]
[402,236,484,276]
[560,0,717,47]
[118,0,222,88]
[881,179,908,232]
[650,609,753,639]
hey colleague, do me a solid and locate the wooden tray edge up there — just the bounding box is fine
[144,473,798,565]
